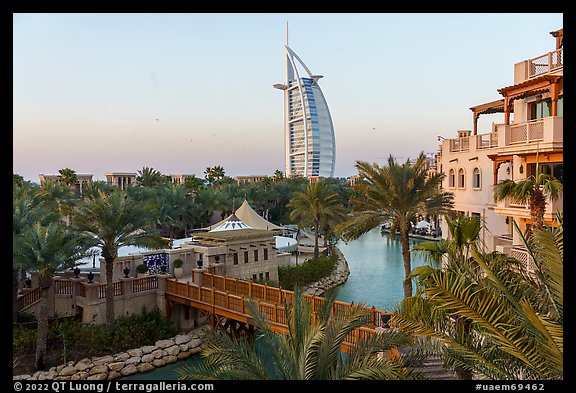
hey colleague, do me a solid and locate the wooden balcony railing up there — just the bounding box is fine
[449,137,470,152]
[510,119,544,144]
[477,132,498,149]
[529,48,563,78]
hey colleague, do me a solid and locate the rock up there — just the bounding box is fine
[75,359,94,371]
[68,361,75,366]
[125,356,141,365]
[87,373,107,380]
[177,351,192,360]
[155,339,175,349]
[163,355,177,364]
[141,345,156,354]
[113,352,130,362]
[174,334,191,345]
[89,364,109,375]
[37,372,49,380]
[189,338,202,348]
[137,363,155,373]
[49,367,57,373]
[55,365,64,373]
[189,346,202,355]
[120,364,138,376]
[28,375,38,380]
[141,354,155,363]
[44,370,59,380]
[108,362,125,372]
[165,345,180,356]
[152,349,167,359]
[59,366,78,376]
[55,376,71,380]
[152,359,166,368]
[127,348,143,357]
[93,355,113,365]
[13,375,31,380]
[107,370,122,380]
[71,371,88,380]
[179,343,189,352]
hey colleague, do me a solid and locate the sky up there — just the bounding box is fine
[13,13,563,182]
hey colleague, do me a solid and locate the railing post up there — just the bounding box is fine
[249,281,252,298]
[226,291,230,310]
[211,286,215,306]
[241,296,245,314]
[264,283,267,301]
[274,303,278,322]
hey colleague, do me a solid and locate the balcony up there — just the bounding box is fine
[515,48,563,84]
[495,116,562,154]
[494,193,562,222]
[529,48,563,78]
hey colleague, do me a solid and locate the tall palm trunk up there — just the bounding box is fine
[35,277,51,370]
[13,269,19,323]
[400,226,412,298]
[105,258,115,331]
[530,188,546,228]
[313,220,320,259]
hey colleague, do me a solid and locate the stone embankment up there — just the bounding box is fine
[302,247,350,296]
[13,325,208,380]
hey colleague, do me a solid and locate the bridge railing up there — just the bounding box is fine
[202,273,392,328]
[166,273,394,350]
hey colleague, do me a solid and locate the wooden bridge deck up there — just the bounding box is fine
[165,273,393,352]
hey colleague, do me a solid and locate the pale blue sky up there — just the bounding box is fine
[13,13,563,182]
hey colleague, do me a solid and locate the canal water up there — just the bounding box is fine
[121,228,435,380]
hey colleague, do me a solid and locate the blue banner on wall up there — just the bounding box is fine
[143,253,168,274]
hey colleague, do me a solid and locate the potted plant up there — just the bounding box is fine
[123,266,130,278]
[136,263,148,278]
[173,259,184,279]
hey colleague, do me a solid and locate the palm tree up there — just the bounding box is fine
[14,222,91,370]
[136,166,166,187]
[71,189,168,330]
[34,179,79,226]
[336,152,454,298]
[176,288,420,380]
[393,216,563,379]
[204,165,226,187]
[272,169,285,184]
[184,174,205,192]
[287,181,342,259]
[408,215,482,379]
[58,167,78,188]
[13,184,54,323]
[493,169,562,228]
[152,183,195,243]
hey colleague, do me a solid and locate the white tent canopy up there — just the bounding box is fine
[416,220,431,229]
[204,199,282,232]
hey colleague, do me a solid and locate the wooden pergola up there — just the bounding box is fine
[469,99,510,136]
[498,74,563,125]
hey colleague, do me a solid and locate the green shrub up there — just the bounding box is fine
[136,263,148,274]
[13,307,178,372]
[172,259,183,268]
[279,254,338,289]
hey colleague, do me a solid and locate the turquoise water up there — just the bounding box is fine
[335,228,432,311]
[121,228,434,379]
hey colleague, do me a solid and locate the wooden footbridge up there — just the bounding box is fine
[165,272,394,353]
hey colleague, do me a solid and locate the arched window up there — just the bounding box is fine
[449,169,455,188]
[473,167,481,189]
[458,169,465,188]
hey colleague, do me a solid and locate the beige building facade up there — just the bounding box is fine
[437,29,563,266]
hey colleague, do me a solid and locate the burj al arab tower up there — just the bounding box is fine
[273,25,336,178]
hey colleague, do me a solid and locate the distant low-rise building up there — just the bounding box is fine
[104,172,137,190]
[39,173,93,195]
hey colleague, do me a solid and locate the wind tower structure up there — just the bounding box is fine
[274,22,336,178]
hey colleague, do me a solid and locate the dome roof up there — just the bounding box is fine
[209,213,251,232]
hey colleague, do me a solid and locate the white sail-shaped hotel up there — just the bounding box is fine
[274,30,335,178]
